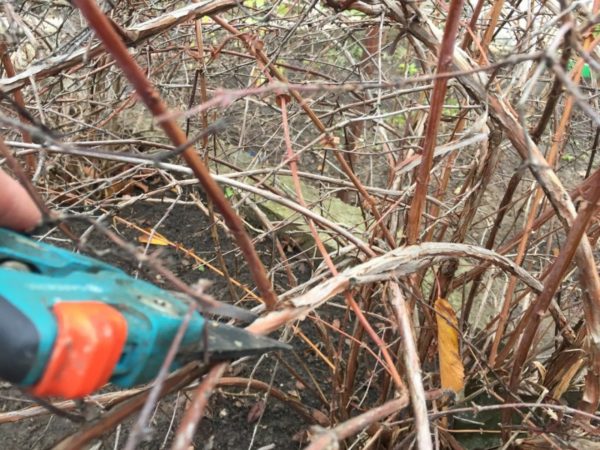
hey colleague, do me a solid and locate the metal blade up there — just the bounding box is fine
[200,302,258,323]
[182,321,291,361]
[170,292,257,323]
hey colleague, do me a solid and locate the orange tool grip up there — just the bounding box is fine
[30,301,127,399]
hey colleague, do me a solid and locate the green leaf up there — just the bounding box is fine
[561,154,575,162]
[225,186,235,198]
[277,2,290,16]
[567,59,592,79]
[245,0,265,8]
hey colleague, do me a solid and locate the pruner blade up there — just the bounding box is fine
[184,321,291,362]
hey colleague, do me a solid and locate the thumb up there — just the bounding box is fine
[0,168,43,232]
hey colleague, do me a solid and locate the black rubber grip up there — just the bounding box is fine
[0,296,39,383]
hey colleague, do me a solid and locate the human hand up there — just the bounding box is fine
[0,168,42,231]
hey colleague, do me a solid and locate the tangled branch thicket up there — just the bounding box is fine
[1,0,599,448]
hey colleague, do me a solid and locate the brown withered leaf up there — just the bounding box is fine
[435,298,465,393]
[319,134,340,149]
[247,400,266,423]
[292,429,310,444]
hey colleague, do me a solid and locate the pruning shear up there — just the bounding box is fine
[0,227,288,399]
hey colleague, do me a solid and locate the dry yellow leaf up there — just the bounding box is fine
[551,358,584,399]
[138,231,170,246]
[435,298,465,393]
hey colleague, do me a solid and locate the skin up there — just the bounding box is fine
[0,168,42,231]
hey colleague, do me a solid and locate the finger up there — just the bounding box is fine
[0,169,42,231]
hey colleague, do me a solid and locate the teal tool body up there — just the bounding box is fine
[0,228,286,399]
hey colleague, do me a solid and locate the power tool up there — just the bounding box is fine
[0,227,287,399]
